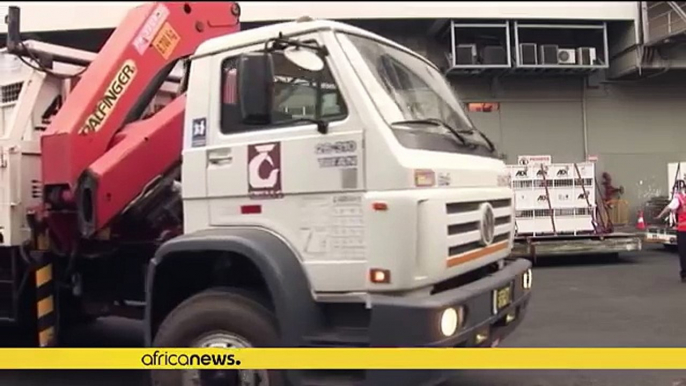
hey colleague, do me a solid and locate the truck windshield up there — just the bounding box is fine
[338,33,497,156]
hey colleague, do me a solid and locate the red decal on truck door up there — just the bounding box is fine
[247,142,283,200]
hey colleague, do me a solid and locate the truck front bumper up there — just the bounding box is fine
[365,257,532,386]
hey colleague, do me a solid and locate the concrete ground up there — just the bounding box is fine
[0,246,685,386]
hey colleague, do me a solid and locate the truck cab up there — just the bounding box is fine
[148,19,532,386]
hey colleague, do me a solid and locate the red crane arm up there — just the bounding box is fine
[39,1,241,240]
[78,95,186,237]
[41,1,240,203]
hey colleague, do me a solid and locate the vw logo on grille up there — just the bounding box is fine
[479,203,496,246]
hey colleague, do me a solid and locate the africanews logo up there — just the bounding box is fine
[141,350,241,367]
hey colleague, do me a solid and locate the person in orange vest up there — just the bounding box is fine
[656,179,686,283]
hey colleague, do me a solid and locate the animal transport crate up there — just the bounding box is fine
[508,162,596,235]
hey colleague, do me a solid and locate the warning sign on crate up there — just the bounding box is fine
[517,155,552,166]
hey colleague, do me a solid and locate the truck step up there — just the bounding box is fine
[0,283,16,321]
[303,328,370,348]
[0,250,26,323]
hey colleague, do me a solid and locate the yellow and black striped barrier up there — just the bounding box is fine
[34,260,56,347]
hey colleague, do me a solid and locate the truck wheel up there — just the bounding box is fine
[151,288,284,386]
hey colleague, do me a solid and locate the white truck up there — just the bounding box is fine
[1,5,532,386]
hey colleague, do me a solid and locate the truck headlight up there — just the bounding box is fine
[440,306,464,337]
[522,268,533,289]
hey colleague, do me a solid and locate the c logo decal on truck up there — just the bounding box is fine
[247,142,283,200]
[79,60,137,136]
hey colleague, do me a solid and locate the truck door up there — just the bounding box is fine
[201,33,366,290]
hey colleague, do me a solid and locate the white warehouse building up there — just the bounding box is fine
[0,1,683,224]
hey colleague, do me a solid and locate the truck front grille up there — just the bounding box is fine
[448,233,511,257]
[445,198,512,263]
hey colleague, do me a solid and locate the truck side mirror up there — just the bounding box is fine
[237,52,275,125]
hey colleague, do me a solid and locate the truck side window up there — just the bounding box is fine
[219,51,348,134]
[220,58,240,132]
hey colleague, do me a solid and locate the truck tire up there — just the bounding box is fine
[151,288,285,386]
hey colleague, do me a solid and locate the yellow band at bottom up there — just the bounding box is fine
[0,348,684,370]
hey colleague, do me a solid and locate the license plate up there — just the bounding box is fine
[494,285,512,312]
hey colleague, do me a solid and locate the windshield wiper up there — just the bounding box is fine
[391,118,469,146]
[456,127,496,153]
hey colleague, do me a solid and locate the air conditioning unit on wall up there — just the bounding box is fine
[456,44,478,65]
[557,49,576,64]
[539,44,559,65]
[482,46,506,65]
[577,47,597,65]
[519,43,538,65]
